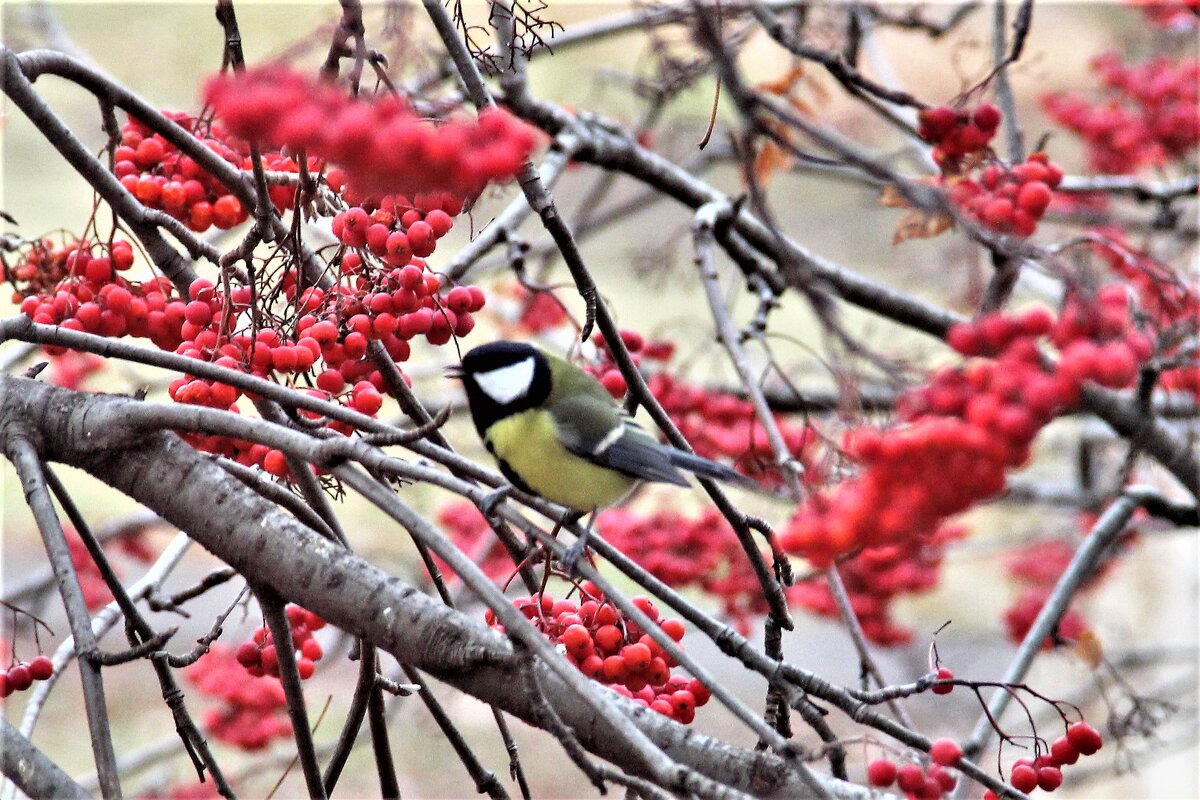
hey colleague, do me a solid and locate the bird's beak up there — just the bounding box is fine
[444,364,464,380]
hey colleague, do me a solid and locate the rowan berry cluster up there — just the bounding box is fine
[65,526,114,610]
[866,740,961,799]
[1091,231,1198,397]
[513,287,570,333]
[434,500,514,583]
[11,233,487,478]
[585,328,675,399]
[114,113,254,231]
[186,644,291,750]
[13,238,199,355]
[1002,503,1141,649]
[1002,587,1091,651]
[488,585,711,723]
[949,152,1063,237]
[917,103,1002,170]
[205,65,537,199]
[982,722,1104,799]
[779,289,1152,567]
[0,656,55,699]
[1042,53,1199,174]
[48,350,106,390]
[789,523,966,646]
[234,604,327,680]
[597,507,768,633]
[329,185,459,266]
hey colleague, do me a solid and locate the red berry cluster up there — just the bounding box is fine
[10,232,487,478]
[66,526,114,610]
[983,723,1103,799]
[433,500,515,583]
[0,656,55,699]
[204,65,537,199]
[1091,230,1198,397]
[48,350,106,390]
[867,755,958,799]
[788,523,966,646]
[1127,0,1200,29]
[585,329,675,399]
[949,152,1063,237]
[1002,503,1140,649]
[185,644,291,750]
[918,103,1002,170]
[487,585,711,724]
[779,290,1152,568]
[329,185,460,265]
[1042,53,1199,174]
[511,287,570,334]
[1002,587,1091,651]
[233,604,326,680]
[114,112,256,231]
[597,507,769,634]
[13,238,206,355]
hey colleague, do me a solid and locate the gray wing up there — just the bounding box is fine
[550,396,690,486]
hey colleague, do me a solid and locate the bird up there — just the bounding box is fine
[448,340,756,568]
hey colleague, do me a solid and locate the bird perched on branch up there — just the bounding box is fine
[449,340,756,568]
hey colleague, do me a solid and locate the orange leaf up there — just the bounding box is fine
[1074,631,1104,669]
[880,185,913,209]
[892,209,953,244]
[753,139,794,187]
[756,65,806,96]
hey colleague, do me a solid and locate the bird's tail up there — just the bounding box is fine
[666,449,763,492]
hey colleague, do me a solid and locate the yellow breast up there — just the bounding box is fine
[486,411,635,512]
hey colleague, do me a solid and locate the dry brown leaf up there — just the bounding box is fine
[880,184,913,209]
[753,138,794,187]
[1074,631,1104,669]
[892,209,954,244]
[756,65,806,96]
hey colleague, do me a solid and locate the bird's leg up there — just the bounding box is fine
[559,508,597,575]
[478,484,513,519]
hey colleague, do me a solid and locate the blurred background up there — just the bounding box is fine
[2,2,1196,798]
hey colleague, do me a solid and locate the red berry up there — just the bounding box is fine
[1050,736,1079,766]
[8,665,32,691]
[932,666,955,695]
[1010,764,1038,793]
[929,764,956,792]
[929,738,962,766]
[896,763,925,793]
[621,643,652,671]
[1066,722,1103,755]
[973,103,1002,132]
[353,388,383,415]
[594,624,623,654]
[1037,765,1063,791]
[867,758,897,787]
[235,641,262,667]
[260,645,279,674]
[600,370,627,398]
[28,656,54,681]
[687,678,711,706]
[263,449,290,478]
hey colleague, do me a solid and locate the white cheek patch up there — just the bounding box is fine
[475,357,536,405]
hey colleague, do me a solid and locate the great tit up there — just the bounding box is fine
[450,341,756,517]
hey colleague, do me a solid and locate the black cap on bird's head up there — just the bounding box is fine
[451,342,552,435]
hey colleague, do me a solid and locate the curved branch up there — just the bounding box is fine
[0,376,873,800]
